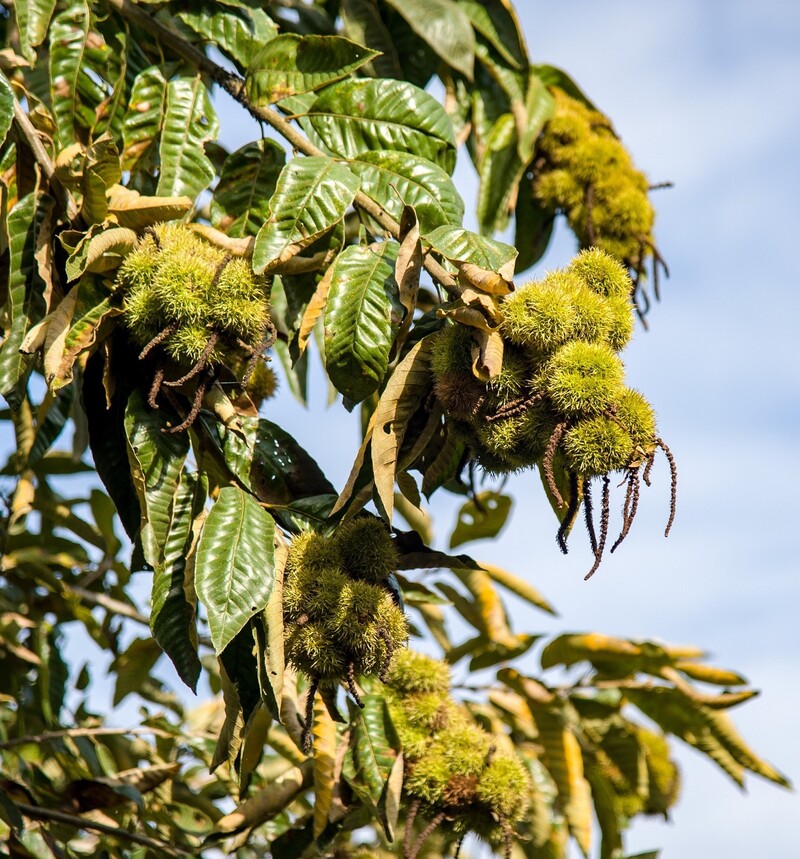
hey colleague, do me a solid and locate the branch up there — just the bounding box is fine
[15,802,193,856]
[12,100,78,220]
[103,0,459,293]
[67,585,214,650]
[0,726,174,750]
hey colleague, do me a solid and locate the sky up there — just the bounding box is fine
[37,2,800,856]
[210,2,800,855]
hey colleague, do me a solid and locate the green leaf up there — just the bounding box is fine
[341,0,403,79]
[195,485,276,654]
[424,224,518,277]
[534,64,598,110]
[0,193,48,408]
[14,0,58,63]
[343,694,401,826]
[124,388,191,570]
[421,424,466,498]
[156,75,220,200]
[122,67,168,172]
[477,112,525,235]
[304,78,457,174]
[348,150,464,233]
[208,414,335,505]
[459,0,528,71]
[323,242,402,403]
[514,169,555,273]
[383,0,475,80]
[65,225,138,281]
[211,139,286,238]
[48,2,93,146]
[112,637,162,705]
[252,156,360,274]
[245,34,380,105]
[81,135,122,226]
[449,490,512,548]
[176,1,279,71]
[151,473,204,691]
[0,72,14,148]
[479,561,557,615]
[27,384,76,469]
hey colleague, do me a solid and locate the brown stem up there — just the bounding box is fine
[642,448,656,486]
[543,422,567,508]
[302,677,319,755]
[163,331,219,387]
[12,101,78,220]
[345,662,364,708]
[139,322,177,360]
[164,368,211,433]
[485,390,545,423]
[404,798,421,859]
[15,802,189,856]
[583,476,598,553]
[585,475,610,580]
[408,812,446,859]
[656,437,678,536]
[556,471,579,555]
[103,0,459,294]
[147,366,165,409]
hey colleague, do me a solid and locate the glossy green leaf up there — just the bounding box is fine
[81,135,122,226]
[124,389,191,570]
[210,139,285,237]
[424,224,518,277]
[151,473,204,691]
[304,78,457,174]
[122,67,167,172]
[176,1,278,71]
[0,72,14,148]
[245,34,380,105]
[534,63,598,109]
[450,490,512,548]
[156,75,220,200]
[383,0,475,80]
[324,242,402,403]
[515,169,555,273]
[0,194,48,408]
[48,2,93,146]
[459,0,528,71]
[252,156,360,274]
[209,414,335,505]
[341,0,403,78]
[14,0,57,63]
[477,112,525,235]
[342,694,401,826]
[195,485,276,654]
[348,150,464,233]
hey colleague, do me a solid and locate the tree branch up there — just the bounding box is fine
[12,101,79,220]
[15,802,193,856]
[0,725,175,750]
[103,0,459,293]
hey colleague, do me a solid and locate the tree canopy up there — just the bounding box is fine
[0,1,788,858]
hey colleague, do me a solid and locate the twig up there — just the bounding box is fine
[0,726,174,750]
[404,798,421,859]
[15,802,191,856]
[103,0,459,294]
[12,101,78,220]
[408,812,446,859]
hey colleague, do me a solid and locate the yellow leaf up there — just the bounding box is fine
[457,261,514,295]
[674,660,747,686]
[297,265,334,355]
[471,328,504,380]
[394,207,422,356]
[453,567,517,648]
[371,337,434,522]
[187,223,254,256]
[312,694,337,838]
[43,289,78,392]
[106,184,193,230]
[479,562,557,615]
[239,703,272,794]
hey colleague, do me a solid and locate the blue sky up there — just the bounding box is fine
[40,2,799,856]
[213,2,800,855]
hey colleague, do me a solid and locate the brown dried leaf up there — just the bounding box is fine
[297,265,334,355]
[471,328,504,381]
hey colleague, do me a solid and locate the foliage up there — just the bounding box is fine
[0,1,787,858]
